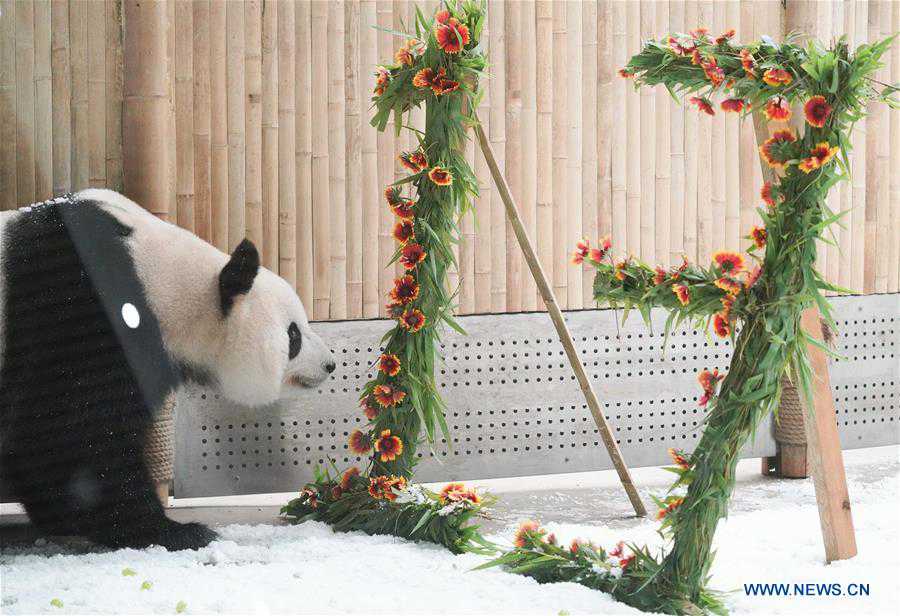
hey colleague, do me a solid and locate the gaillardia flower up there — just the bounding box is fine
[390,274,420,304]
[374,429,404,462]
[373,383,406,408]
[340,466,360,490]
[701,58,725,86]
[759,129,797,170]
[798,142,839,173]
[804,95,832,128]
[715,276,743,295]
[654,267,667,285]
[434,9,470,54]
[428,166,453,186]
[760,182,776,208]
[689,96,715,116]
[439,482,466,503]
[399,150,428,173]
[390,199,416,220]
[750,226,767,248]
[618,68,635,78]
[713,312,731,338]
[720,98,748,113]
[740,49,756,78]
[361,396,380,420]
[745,265,763,289]
[762,68,792,87]
[378,353,401,377]
[672,283,691,306]
[368,475,407,500]
[373,66,391,96]
[399,308,426,333]
[392,220,415,244]
[572,239,590,265]
[764,96,791,121]
[697,368,724,407]
[514,520,544,548]
[348,429,372,454]
[590,236,612,263]
[668,448,691,470]
[399,242,427,270]
[713,250,745,274]
[715,28,735,44]
[384,185,402,205]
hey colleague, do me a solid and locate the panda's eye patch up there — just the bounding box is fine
[288,322,302,359]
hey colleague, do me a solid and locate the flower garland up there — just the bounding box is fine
[283,2,490,554]
[486,29,896,615]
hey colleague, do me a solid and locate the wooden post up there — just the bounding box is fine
[123,0,170,219]
[474,116,647,518]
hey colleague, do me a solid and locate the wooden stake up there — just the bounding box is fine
[474,116,647,519]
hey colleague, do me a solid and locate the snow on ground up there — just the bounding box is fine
[1,446,897,615]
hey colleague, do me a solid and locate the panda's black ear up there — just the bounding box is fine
[219,239,260,316]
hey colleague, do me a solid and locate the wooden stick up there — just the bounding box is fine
[799,307,857,562]
[474,116,647,519]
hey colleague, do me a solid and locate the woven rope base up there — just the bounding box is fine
[145,393,175,503]
[775,376,808,478]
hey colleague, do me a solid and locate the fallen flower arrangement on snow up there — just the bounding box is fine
[484,26,896,616]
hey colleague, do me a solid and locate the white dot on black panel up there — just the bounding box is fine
[122,303,140,329]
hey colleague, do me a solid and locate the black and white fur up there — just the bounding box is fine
[0,189,334,550]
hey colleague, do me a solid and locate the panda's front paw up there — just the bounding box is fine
[158,521,218,551]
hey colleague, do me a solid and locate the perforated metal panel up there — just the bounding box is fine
[174,294,898,498]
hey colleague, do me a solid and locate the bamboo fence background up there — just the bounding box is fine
[1,0,898,321]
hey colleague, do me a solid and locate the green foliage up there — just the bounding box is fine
[176,601,188,614]
[281,465,495,555]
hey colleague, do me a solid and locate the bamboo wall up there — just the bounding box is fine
[1,1,898,322]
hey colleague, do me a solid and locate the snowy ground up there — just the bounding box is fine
[1,446,897,615]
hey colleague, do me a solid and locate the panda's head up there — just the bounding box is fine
[214,239,335,406]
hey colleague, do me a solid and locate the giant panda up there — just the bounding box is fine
[0,189,335,551]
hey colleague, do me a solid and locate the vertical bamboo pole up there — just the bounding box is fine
[723,1,740,253]
[360,0,379,318]
[489,0,507,313]
[88,0,106,189]
[175,0,194,232]
[33,0,51,201]
[624,0,640,258]
[311,0,331,319]
[345,0,362,319]
[826,0,844,290]
[696,1,713,263]
[611,0,627,257]
[226,0,246,248]
[106,0,124,193]
[849,0,866,292]
[890,0,900,293]
[475,118,646,518]
[565,0,583,308]
[460,126,476,315]
[261,0,279,272]
[863,1,879,293]
[835,0,851,291]
[122,0,170,218]
[669,0,685,265]
[708,2,726,257]
[193,0,212,243]
[654,0,670,268]
[583,0,600,302]
[244,0,262,250]
[296,0,314,310]
[15,0,36,205]
[872,0,890,293]
[535,1,553,310]
[49,0,71,197]
[209,0,228,251]
[551,1,567,307]
[375,0,393,317]
[0,0,15,211]
[165,0,176,222]
[519,0,538,312]
[596,0,613,248]
[279,0,298,286]
[503,0,522,313]
[639,1,655,265]
[473,6,492,315]
[327,0,347,320]
[683,0,699,262]
[738,1,758,259]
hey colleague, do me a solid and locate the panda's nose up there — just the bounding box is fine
[324,361,336,374]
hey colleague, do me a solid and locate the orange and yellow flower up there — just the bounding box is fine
[513,520,544,548]
[439,482,466,503]
[390,274,420,305]
[758,129,797,170]
[764,96,791,121]
[804,95,832,128]
[740,49,757,78]
[690,49,703,66]
[618,68,635,78]
[654,267,667,285]
[672,283,691,306]
[700,57,725,86]
[760,182,776,208]
[744,265,762,289]
[413,67,442,90]
[721,294,734,319]
[750,226,767,249]
[572,239,591,265]
[400,242,427,270]
[720,98,748,113]
[399,150,428,173]
[348,429,373,454]
[374,66,391,96]
[657,497,684,520]
[697,368,723,407]
[384,185,402,206]
[715,28,735,44]
[378,353,401,377]
[428,166,453,186]
[668,448,691,470]
[433,77,460,95]
[713,250,745,274]
[394,38,423,67]
[399,308,426,333]
[715,276,743,295]
[689,28,708,40]
[368,474,407,500]
[713,312,731,338]
[373,383,406,408]
[689,96,715,116]
[439,482,481,506]
[340,466,360,490]
[798,142,839,174]
[374,429,404,462]
[434,9,470,54]
[590,236,612,263]
[614,259,629,281]
[762,68,792,87]
[393,220,415,244]
[390,199,416,220]
[361,396,380,420]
